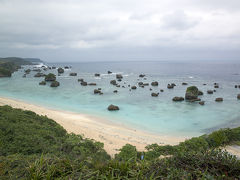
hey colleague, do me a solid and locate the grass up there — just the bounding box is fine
[0,105,240,179]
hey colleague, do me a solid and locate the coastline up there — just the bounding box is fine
[0,96,186,156]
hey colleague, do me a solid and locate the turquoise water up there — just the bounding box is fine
[0,61,240,137]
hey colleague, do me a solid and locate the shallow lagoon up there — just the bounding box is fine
[0,61,240,137]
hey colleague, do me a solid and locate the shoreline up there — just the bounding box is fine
[0,96,186,156]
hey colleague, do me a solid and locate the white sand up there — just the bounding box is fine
[0,96,187,156]
[225,145,240,159]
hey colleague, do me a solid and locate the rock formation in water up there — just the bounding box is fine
[108,104,119,111]
[185,86,199,100]
[45,73,56,81]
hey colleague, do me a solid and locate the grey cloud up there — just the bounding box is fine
[161,11,200,31]
[0,0,239,61]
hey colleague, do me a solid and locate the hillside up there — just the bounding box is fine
[0,57,43,77]
[0,105,240,179]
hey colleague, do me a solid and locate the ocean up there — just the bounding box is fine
[1,60,240,137]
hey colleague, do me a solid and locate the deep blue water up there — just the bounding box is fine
[0,60,240,137]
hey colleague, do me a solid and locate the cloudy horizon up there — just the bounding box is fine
[0,0,240,62]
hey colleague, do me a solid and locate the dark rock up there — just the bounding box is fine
[235,85,238,88]
[198,90,204,96]
[237,94,240,99]
[113,90,118,93]
[138,82,143,86]
[69,72,77,76]
[143,83,149,86]
[78,78,84,82]
[172,97,184,101]
[122,86,125,88]
[160,89,164,92]
[131,86,137,90]
[39,81,46,85]
[116,74,123,79]
[215,97,223,102]
[139,74,145,78]
[182,82,188,85]
[203,84,207,86]
[207,90,214,94]
[214,83,218,85]
[167,84,174,89]
[117,79,122,82]
[108,104,119,111]
[213,90,216,92]
[45,73,56,81]
[108,71,112,74]
[88,83,97,86]
[64,66,69,69]
[95,73,100,77]
[199,101,205,105]
[24,69,31,74]
[151,93,159,97]
[98,88,101,90]
[239,85,240,88]
[43,68,47,71]
[151,81,158,86]
[34,72,45,77]
[185,86,199,100]
[110,80,117,85]
[189,98,201,102]
[94,89,101,94]
[58,68,64,74]
[150,88,152,91]
[214,85,219,88]
[81,81,87,86]
[116,85,120,87]
[52,66,56,69]
[50,81,60,87]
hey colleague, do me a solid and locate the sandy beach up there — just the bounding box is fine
[0,96,186,156]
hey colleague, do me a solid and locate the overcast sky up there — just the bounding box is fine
[0,0,240,62]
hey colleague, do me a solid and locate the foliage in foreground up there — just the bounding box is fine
[0,105,240,179]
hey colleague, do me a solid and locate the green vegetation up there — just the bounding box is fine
[0,57,34,77]
[45,73,56,81]
[186,86,198,93]
[0,105,240,179]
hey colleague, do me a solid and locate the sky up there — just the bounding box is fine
[0,0,240,62]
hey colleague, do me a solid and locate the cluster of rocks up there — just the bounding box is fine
[78,78,97,86]
[167,83,176,89]
[94,88,103,95]
[23,66,240,111]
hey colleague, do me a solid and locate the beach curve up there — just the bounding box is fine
[0,96,186,156]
